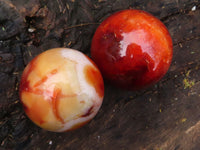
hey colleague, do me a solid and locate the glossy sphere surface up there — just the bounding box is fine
[19,48,104,132]
[91,9,173,89]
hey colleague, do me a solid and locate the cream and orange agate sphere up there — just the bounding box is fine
[19,48,104,132]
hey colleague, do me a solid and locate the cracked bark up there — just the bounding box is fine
[0,0,200,149]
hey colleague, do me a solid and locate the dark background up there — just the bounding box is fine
[0,0,200,149]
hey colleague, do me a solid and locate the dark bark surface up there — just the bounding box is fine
[0,0,200,149]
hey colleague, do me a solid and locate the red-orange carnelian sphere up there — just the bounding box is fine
[91,9,173,90]
[19,48,104,132]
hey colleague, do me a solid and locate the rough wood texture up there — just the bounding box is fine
[0,0,200,149]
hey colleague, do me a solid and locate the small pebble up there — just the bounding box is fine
[149,98,152,102]
[49,140,52,145]
[28,27,36,33]
[191,6,196,11]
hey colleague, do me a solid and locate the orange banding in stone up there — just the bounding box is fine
[51,87,65,124]
[22,92,51,125]
[34,69,58,87]
[84,65,104,97]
